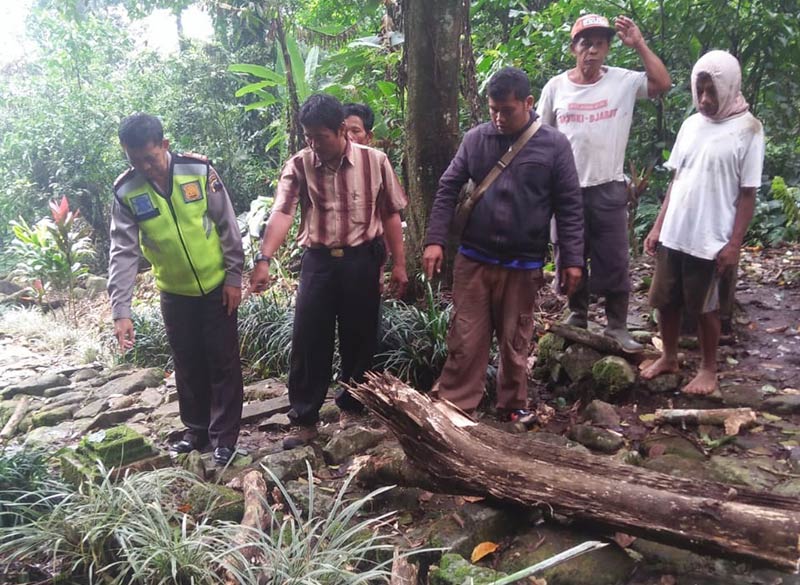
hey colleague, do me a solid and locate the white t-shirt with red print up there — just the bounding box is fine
[537,66,648,188]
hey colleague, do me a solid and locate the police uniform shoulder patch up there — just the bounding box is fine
[130,193,160,220]
[208,168,224,193]
[113,167,136,189]
[180,180,204,203]
[180,152,210,163]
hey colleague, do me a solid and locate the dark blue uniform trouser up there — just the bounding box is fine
[161,285,243,449]
[287,239,384,426]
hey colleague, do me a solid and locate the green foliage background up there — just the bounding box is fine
[1,0,799,274]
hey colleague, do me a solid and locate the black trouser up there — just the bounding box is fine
[287,240,384,425]
[160,285,243,448]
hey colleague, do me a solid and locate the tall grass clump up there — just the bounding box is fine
[377,281,453,391]
[0,466,219,585]
[117,304,173,370]
[219,463,412,584]
[0,447,63,528]
[238,289,296,379]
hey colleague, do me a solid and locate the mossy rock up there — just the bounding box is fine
[537,333,566,368]
[591,356,635,398]
[497,526,633,585]
[32,405,77,428]
[430,553,507,585]
[187,483,244,522]
[561,345,602,382]
[79,425,151,467]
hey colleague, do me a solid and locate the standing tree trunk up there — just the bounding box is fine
[403,0,462,287]
[275,10,303,154]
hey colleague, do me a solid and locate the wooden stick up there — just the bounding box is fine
[654,408,758,435]
[0,396,30,440]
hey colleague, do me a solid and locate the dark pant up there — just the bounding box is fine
[160,286,243,448]
[435,254,543,413]
[553,181,630,296]
[287,240,384,425]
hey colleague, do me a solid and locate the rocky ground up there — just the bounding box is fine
[1,246,799,584]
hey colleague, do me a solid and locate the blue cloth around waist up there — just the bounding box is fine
[459,245,544,270]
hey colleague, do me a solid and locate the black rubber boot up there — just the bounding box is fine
[564,279,589,329]
[603,292,644,353]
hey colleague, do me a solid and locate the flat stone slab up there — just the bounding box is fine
[2,373,70,399]
[95,368,163,398]
[83,406,152,432]
[241,395,291,424]
[762,394,800,415]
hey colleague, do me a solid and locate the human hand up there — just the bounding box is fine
[615,16,645,49]
[114,318,135,353]
[716,242,740,274]
[222,285,242,315]
[560,267,583,297]
[249,261,271,295]
[389,264,408,299]
[422,245,444,280]
[644,228,660,256]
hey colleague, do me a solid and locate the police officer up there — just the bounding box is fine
[108,113,244,465]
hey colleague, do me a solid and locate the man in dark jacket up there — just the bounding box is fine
[423,67,583,420]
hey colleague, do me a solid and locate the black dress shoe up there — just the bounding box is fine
[213,446,236,466]
[171,434,209,454]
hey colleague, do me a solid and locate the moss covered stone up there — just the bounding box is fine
[537,333,566,368]
[430,553,507,585]
[591,356,635,397]
[188,483,244,522]
[79,425,150,466]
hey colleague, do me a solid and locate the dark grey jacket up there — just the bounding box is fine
[425,113,584,267]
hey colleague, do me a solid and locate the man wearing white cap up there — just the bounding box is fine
[537,14,671,352]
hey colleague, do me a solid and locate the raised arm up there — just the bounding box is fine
[615,16,671,97]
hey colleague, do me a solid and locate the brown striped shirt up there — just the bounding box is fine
[272,141,407,248]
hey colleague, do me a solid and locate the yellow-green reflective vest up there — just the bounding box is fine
[114,153,225,296]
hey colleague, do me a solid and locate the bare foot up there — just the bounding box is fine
[640,356,679,380]
[682,369,718,395]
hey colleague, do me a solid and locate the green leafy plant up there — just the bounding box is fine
[0,466,219,585]
[747,177,800,246]
[220,463,408,584]
[117,305,173,371]
[0,447,63,529]
[237,290,297,380]
[376,280,454,392]
[9,196,94,320]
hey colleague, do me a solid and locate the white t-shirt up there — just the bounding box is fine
[660,111,764,260]
[536,66,648,187]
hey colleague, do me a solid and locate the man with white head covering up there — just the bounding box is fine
[641,50,765,395]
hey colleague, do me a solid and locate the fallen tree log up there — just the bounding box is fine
[349,373,800,572]
[225,470,268,585]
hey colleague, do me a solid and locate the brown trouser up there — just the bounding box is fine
[436,254,543,413]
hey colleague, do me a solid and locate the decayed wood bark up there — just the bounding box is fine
[0,396,29,440]
[349,373,800,572]
[225,470,269,584]
[390,547,418,585]
[655,408,758,435]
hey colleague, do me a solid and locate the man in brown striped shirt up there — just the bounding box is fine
[250,94,408,449]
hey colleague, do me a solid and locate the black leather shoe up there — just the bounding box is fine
[213,446,236,466]
[171,434,209,454]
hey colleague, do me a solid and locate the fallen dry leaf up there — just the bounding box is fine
[652,336,664,351]
[648,444,667,458]
[527,578,547,585]
[765,325,788,334]
[612,532,637,548]
[471,541,499,563]
[462,496,485,503]
[660,576,677,585]
[417,491,434,503]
